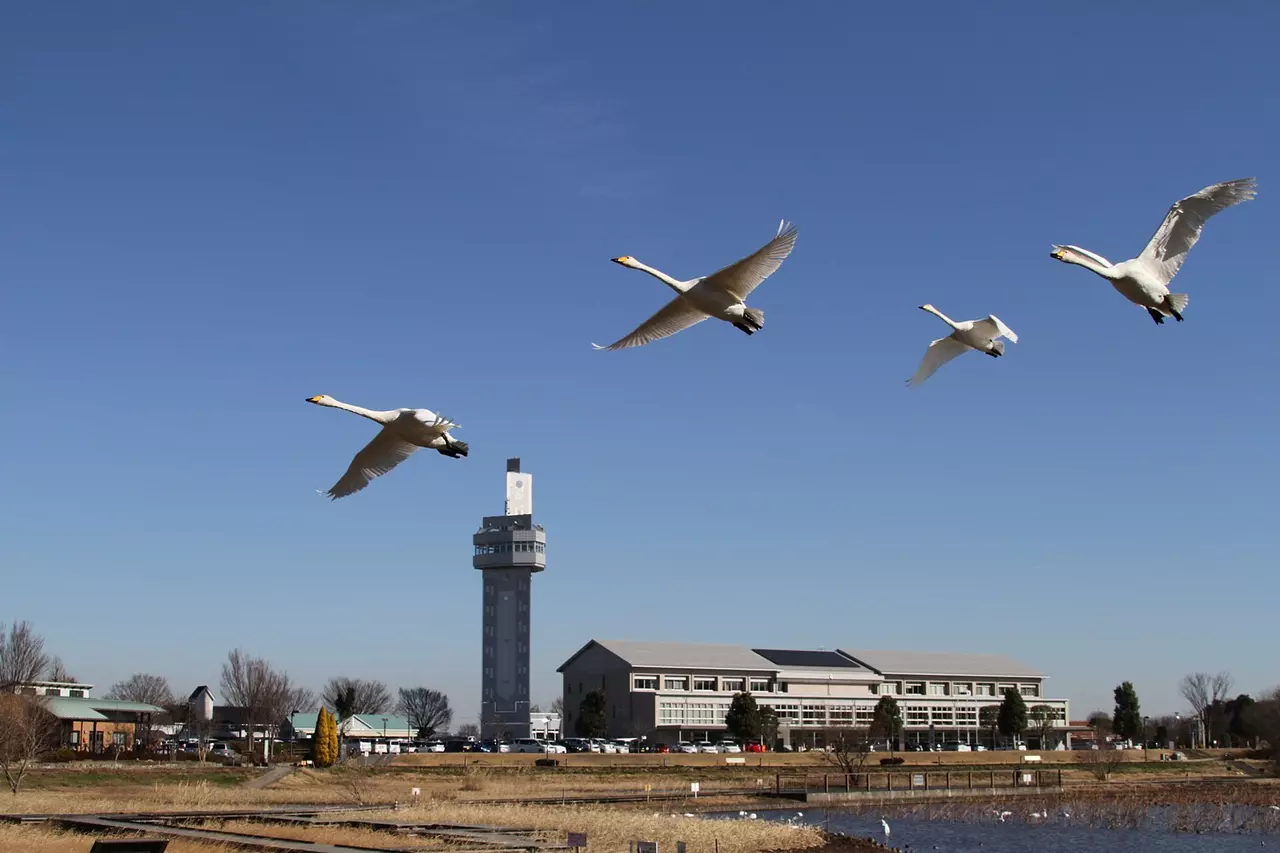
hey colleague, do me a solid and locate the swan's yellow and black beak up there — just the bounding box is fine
[306,396,323,403]
[1049,247,1065,260]
[611,256,631,266]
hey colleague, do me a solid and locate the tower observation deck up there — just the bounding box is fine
[474,458,546,740]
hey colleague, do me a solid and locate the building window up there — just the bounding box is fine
[954,683,973,696]
[975,683,994,697]
[749,679,770,693]
[928,683,949,696]
[70,689,84,698]
[777,682,789,693]
[663,677,688,691]
[828,705,853,725]
[1020,684,1040,698]
[905,682,926,696]
[906,706,930,725]
[112,732,127,746]
[721,678,745,693]
[931,708,954,725]
[768,703,800,723]
[855,706,874,724]
[633,675,658,691]
[998,683,1016,695]
[693,677,716,691]
[45,688,59,696]
[69,731,80,745]
[801,705,826,726]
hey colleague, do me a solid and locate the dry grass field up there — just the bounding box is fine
[0,754,1269,853]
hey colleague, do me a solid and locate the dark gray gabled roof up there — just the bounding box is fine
[753,649,864,669]
[839,649,1044,679]
[559,640,775,672]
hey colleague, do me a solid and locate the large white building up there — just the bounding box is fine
[558,640,1070,749]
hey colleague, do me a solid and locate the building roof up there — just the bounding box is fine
[286,712,415,736]
[753,649,864,670]
[188,685,215,703]
[838,649,1044,678]
[41,696,167,720]
[559,640,775,672]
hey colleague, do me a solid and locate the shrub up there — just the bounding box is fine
[879,757,905,765]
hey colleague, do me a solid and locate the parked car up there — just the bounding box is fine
[208,742,237,760]
[717,741,742,753]
[609,740,631,754]
[561,738,592,753]
[745,741,767,753]
[653,743,671,753]
[697,741,719,754]
[676,741,698,754]
[941,741,972,752]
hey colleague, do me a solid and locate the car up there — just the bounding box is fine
[541,740,568,754]
[941,741,972,752]
[609,741,630,754]
[697,740,719,754]
[208,742,237,759]
[561,738,592,753]
[974,744,987,751]
[593,739,617,754]
[654,743,671,753]
[510,738,547,754]
[676,741,698,754]
[745,741,767,753]
[717,741,742,753]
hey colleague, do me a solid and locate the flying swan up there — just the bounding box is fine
[592,219,798,350]
[305,394,467,499]
[908,304,1018,387]
[1050,177,1256,324]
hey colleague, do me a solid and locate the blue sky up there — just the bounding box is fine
[3,1,1277,725]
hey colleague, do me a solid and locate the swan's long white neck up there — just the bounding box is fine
[922,305,960,329]
[317,398,394,424]
[1057,246,1117,279]
[630,260,691,294]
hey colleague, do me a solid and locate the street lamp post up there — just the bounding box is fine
[1142,716,1149,762]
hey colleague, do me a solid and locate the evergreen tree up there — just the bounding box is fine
[869,696,903,749]
[575,689,608,738]
[979,705,1000,747]
[758,706,779,747]
[1111,681,1143,742]
[997,688,1028,743]
[724,692,762,743]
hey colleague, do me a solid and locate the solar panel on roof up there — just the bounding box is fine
[752,649,861,668]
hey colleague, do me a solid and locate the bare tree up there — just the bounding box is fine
[106,674,175,706]
[1029,705,1058,749]
[0,694,58,794]
[822,727,872,776]
[396,687,453,739]
[455,722,480,739]
[323,678,392,718]
[220,649,301,762]
[288,686,317,713]
[0,621,50,687]
[46,657,75,683]
[1180,672,1233,745]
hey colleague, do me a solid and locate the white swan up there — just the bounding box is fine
[305,394,467,499]
[880,818,890,837]
[907,304,1018,387]
[592,220,798,350]
[1050,177,1256,325]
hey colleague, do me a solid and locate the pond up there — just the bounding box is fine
[712,806,1280,852]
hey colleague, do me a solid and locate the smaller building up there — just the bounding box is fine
[530,711,562,740]
[5,681,166,752]
[284,712,416,744]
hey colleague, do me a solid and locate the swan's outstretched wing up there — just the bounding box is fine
[702,219,799,301]
[592,296,710,351]
[972,315,1018,344]
[1138,177,1256,283]
[324,429,419,499]
[907,337,969,387]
